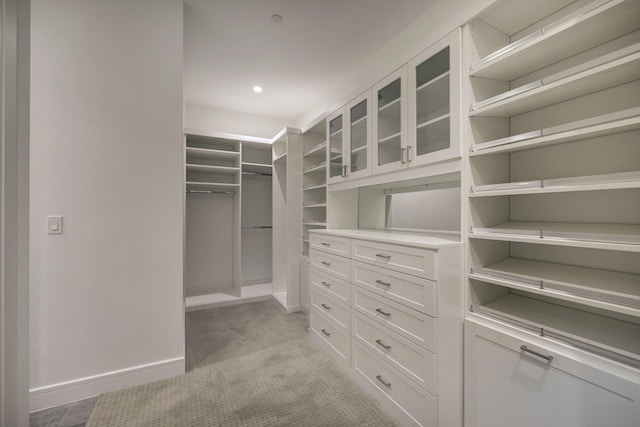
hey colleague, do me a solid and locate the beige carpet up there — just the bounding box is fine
[87,299,398,426]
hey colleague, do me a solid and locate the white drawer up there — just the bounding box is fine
[309,249,350,282]
[352,311,437,395]
[352,340,437,427]
[309,233,351,257]
[310,286,349,330]
[309,267,350,305]
[352,261,437,316]
[351,239,436,280]
[310,308,350,365]
[352,286,436,352]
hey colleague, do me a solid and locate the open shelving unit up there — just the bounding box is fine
[464,0,640,371]
[302,119,327,256]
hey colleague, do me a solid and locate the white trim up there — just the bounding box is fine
[29,357,185,412]
[184,128,272,144]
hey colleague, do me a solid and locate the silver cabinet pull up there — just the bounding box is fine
[375,375,391,387]
[406,145,412,163]
[321,261,331,266]
[321,329,330,336]
[321,242,331,246]
[321,281,331,287]
[342,165,348,177]
[375,308,391,317]
[321,303,330,310]
[375,279,391,287]
[400,147,407,164]
[520,345,553,362]
[375,254,391,260]
[375,339,391,350]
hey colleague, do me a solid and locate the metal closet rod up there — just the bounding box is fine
[186,189,237,195]
[241,226,273,230]
[242,171,272,177]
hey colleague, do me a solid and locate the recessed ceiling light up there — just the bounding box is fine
[253,86,263,93]
[271,14,283,23]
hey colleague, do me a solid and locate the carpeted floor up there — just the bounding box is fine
[87,299,398,426]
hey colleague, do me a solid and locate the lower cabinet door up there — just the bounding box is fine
[465,318,640,427]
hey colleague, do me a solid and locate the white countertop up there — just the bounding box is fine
[310,228,462,249]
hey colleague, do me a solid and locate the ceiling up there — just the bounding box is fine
[184,0,438,124]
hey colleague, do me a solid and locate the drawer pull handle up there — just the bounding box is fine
[375,375,391,387]
[375,254,391,260]
[321,329,331,337]
[321,242,331,246]
[321,261,331,266]
[321,281,331,287]
[520,345,553,362]
[375,279,391,287]
[375,339,391,350]
[321,303,331,310]
[375,308,391,317]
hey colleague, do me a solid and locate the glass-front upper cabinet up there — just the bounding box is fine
[372,67,407,175]
[408,28,461,166]
[327,108,345,183]
[346,91,371,180]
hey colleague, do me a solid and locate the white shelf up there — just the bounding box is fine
[273,152,287,163]
[351,145,367,154]
[470,46,640,117]
[303,161,326,174]
[470,221,640,251]
[470,171,640,196]
[417,113,450,130]
[416,70,450,92]
[378,97,401,113]
[351,115,367,127]
[330,128,343,137]
[303,142,327,157]
[470,0,640,81]
[379,132,402,145]
[303,221,327,227]
[470,107,640,155]
[303,202,327,208]
[185,146,239,161]
[242,162,272,174]
[185,283,273,311]
[475,293,640,365]
[471,257,640,314]
[303,183,326,191]
[185,182,240,192]
[186,164,240,174]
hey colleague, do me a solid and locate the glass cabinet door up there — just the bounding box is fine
[408,29,461,166]
[346,92,370,179]
[327,109,345,183]
[372,67,407,174]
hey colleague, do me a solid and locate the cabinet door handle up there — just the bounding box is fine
[321,242,331,246]
[375,308,391,317]
[321,261,331,266]
[375,339,391,350]
[321,303,331,310]
[401,147,407,164]
[375,279,391,287]
[321,329,331,336]
[520,345,553,362]
[342,165,348,177]
[321,281,331,287]
[375,375,391,387]
[375,254,391,260]
[406,145,412,163]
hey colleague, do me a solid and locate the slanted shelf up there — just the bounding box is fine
[302,118,328,255]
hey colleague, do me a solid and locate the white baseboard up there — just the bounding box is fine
[29,356,184,412]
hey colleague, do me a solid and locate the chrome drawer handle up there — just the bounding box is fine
[321,329,330,336]
[321,281,331,287]
[375,375,391,387]
[321,261,331,266]
[321,242,331,246]
[375,308,391,317]
[520,345,553,362]
[375,253,391,260]
[375,279,391,287]
[321,303,331,310]
[375,339,391,350]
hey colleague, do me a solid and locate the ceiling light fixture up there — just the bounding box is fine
[253,86,263,93]
[271,14,283,23]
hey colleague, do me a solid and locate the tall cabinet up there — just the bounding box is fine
[463,0,640,425]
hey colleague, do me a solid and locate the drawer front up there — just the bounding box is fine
[352,340,437,427]
[309,233,351,257]
[351,239,436,280]
[309,249,350,282]
[310,267,350,305]
[352,311,437,395]
[352,261,437,316]
[310,286,349,330]
[310,308,350,365]
[352,286,436,352]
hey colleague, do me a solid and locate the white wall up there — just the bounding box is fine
[185,102,289,139]
[30,0,184,410]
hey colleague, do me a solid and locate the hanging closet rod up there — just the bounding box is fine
[241,226,273,230]
[242,171,272,177]
[186,189,237,195]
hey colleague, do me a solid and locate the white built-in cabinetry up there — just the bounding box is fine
[302,119,328,256]
[463,0,640,424]
[309,229,462,427]
[272,128,303,312]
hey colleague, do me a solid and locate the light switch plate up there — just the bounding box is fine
[47,215,63,235]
